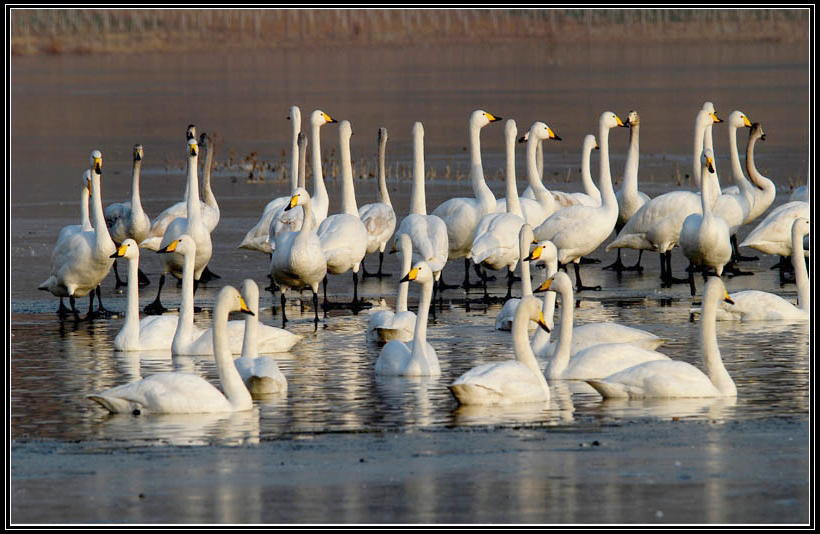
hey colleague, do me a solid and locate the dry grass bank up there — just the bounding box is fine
[9,8,811,57]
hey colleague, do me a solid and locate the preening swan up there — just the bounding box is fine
[105,144,152,287]
[375,261,441,377]
[316,119,370,311]
[367,233,416,343]
[144,137,213,315]
[433,109,502,288]
[535,272,670,381]
[270,187,328,327]
[358,127,397,278]
[587,276,737,399]
[39,150,116,318]
[110,239,178,352]
[693,217,810,322]
[680,148,732,296]
[534,111,628,291]
[449,295,551,406]
[89,285,255,415]
[234,279,289,396]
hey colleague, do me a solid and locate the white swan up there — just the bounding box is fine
[268,131,311,251]
[533,270,666,361]
[680,148,732,294]
[358,126,397,278]
[239,105,303,254]
[432,109,502,287]
[367,233,416,343]
[549,133,602,209]
[316,119,370,309]
[605,110,650,272]
[694,217,810,322]
[741,122,777,224]
[394,121,449,281]
[89,285,255,414]
[449,295,551,406]
[234,279,289,396]
[270,187,328,327]
[39,150,116,316]
[534,111,628,291]
[306,109,339,226]
[140,128,220,250]
[518,122,561,230]
[375,261,441,377]
[144,137,213,315]
[607,104,722,282]
[105,144,152,286]
[493,224,542,331]
[587,277,738,399]
[740,200,809,258]
[535,272,670,380]
[110,239,178,351]
[471,119,527,297]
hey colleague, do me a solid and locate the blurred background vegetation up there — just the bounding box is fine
[9,8,811,56]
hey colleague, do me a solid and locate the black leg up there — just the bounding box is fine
[322,276,330,316]
[198,265,221,283]
[731,234,758,262]
[377,251,390,278]
[603,248,627,272]
[280,292,288,328]
[137,268,151,287]
[143,273,168,315]
[113,259,127,289]
[573,262,601,292]
[313,291,320,329]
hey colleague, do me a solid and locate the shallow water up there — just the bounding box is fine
[9,40,811,523]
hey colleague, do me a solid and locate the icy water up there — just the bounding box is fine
[9,41,812,523]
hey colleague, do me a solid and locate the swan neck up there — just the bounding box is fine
[80,185,92,231]
[549,284,574,377]
[172,250,197,354]
[792,227,810,312]
[291,124,301,192]
[511,305,541,376]
[745,135,771,191]
[122,253,140,337]
[728,124,747,187]
[396,247,411,313]
[700,290,736,396]
[90,170,114,254]
[536,139,544,181]
[298,195,316,234]
[410,132,427,215]
[520,255,532,296]
[505,131,523,217]
[693,120,707,187]
[311,123,328,220]
[202,142,216,207]
[598,121,617,209]
[213,302,253,409]
[240,295,259,359]
[186,154,201,225]
[526,135,555,211]
[409,278,433,371]
[378,136,391,207]
[469,122,496,213]
[623,123,640,192]
[340,133,358,216]
[130,160,144,216]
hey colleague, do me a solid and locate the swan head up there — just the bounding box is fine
[391,232,412,255]
[186,124,197,140]
[312,110,338,126]
[601,111,627,130]
[339,120,353,142]
[729,110,753,129]
[218,285,254,318]
[241,279,260,314]
[533,271,573,296]
[529,122,562,143]
[626,110,640,128]
[285,187,311,211]
[701,148,716,175]
[749,122,766,142]
[401,261,434,284]
[158,234,196,257]
[133,144,144,162]
[583,134,599,152]
[187,137,199,157]
[379,126,388,144]
[412,121,424,140]
[703,276,734,307]
[90,150,103,175]
[110,238,140,260]
[518,295,551,333]
[792,217,810,242]
[525,239,558,265]
[504,118,518,139]
[288,105,301,126]
[471,110,502,129]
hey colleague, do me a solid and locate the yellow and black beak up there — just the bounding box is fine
[189,141,198,156]
[239,296,255,316]
[93,156,102,175]
[710,111,723,124]
[536,311,550,333]
[134,145,143,162]
[158,240,179,254]
[742,114,753,128]
[285,193,299,211]
[485,112,502,123]
[110,243,128,259]
[615,114,627,128]
[724,291,735,305]
[400,267,419,283]
[525,245,543,262]
[323,112,338,124]
[534,277,553,294]
[705,155,715,174]
[547,125,562,141]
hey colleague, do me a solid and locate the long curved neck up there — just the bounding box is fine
[377,134,391,207]
[582,142,601,201]
[172,251,197,354]
[396,246,411,313]
[201,142,217,211]
[536,139,544,181]
[122,253,141,338]
[728,123,748,190]
[298,135,307,190]
[311,122,329,221]
[290,122,301,193]
[505,130,523,217]
[746,134,773,192]
[526,135,555,212]
[468,122,496,214]
[240,295,259,359]
[792,227,810,312]
[298,196,316,234]
[410,131,427,215]
[597,121,617,212]
[548,284,574,379]
[700,167,718,218]
[213,303,253,410]
[511,305,542,377]
[90,170,114,255]
[409,278,433,372]
[622,124,639,195]
[80,185,92,231]
[130,159,145,219]
[186,154,201,226]
[339,133,358,216]
[520,254,532,296]
[700,290,736,396]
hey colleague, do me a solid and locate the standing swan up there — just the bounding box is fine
[307,109,339,226]
[358,127,397,278]
[433,109,502,289]
[449,295,551,406]
[316,119,370,311]
[270,187,328,328]
[144,137,213,315]
[586,277,737,399]
[519,122,561,220]
[105,144,152,288]
[742,122,777,224]
[88,285,255,414]
[367,233,417,343]
[39,150,116,318]
[234,279,289,396]
[375,261,441,377]
[534,111,628,292]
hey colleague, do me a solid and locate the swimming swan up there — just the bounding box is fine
[535,272,670,380]
[449,295,551,406]
[586,276,737,399]
[89,285,255,414]
[234,279,289,396]
[534,111,628,291]
[375,261,441,377]
[358,127,397,278]
[367,233,416,343]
